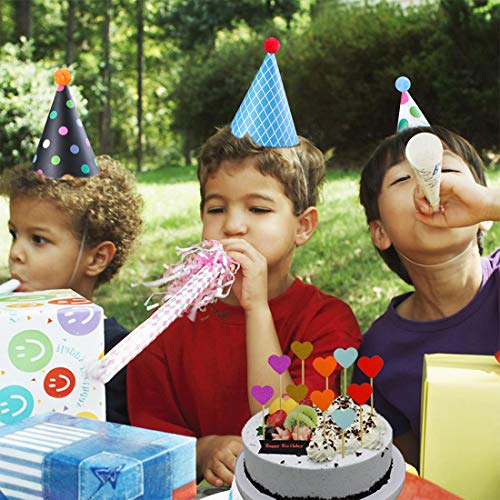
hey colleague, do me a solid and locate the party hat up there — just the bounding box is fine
[395,76,429,132]
[32,69,99,178]
[231,38,298,148]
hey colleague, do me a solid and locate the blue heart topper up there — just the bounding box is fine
[332,408,356,430]
[334,347,358,369]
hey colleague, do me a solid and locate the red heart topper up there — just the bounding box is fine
[495,351,500,364]
[357,355,384,379]
[348,383,373,405]
[310,389,336,412]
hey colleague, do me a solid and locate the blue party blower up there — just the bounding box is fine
[0,413,196,499]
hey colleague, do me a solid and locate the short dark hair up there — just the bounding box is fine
[198,126,326,215]
[359,126,487,284]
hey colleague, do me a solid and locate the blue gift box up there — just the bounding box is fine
[0,413,196,499]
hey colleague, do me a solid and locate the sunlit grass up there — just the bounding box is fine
[1,166,499,333]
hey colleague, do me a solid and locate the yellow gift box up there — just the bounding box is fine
[420,353,500,499]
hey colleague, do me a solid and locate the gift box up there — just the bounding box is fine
[420,353,500,499]
[0,289,105,424]
[0,413,196,499]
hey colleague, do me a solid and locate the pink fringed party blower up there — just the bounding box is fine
[87,240,238,384]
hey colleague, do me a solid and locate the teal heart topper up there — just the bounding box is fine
[333,347,358,369]
[332,408,356,430]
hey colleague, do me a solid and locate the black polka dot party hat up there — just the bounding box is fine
[32,69,99,178]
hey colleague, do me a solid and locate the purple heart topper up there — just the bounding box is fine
[251,385,274,406]
[268,354,291,375]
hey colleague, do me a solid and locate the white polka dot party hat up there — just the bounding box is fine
[395,76,430,132]
[32,69,99,178]
[231,38,299,148]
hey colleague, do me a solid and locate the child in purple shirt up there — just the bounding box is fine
[353,125,500,469]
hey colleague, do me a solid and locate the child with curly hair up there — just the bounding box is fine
[0,156,143,424]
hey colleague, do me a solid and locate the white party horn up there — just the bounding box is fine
[405,132,443,212]
[0,278,20,295]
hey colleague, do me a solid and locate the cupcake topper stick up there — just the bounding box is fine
[268,354,291,410]
[334,348,358,397]
[251,385,274,438]
[312,355,337,391]
[311,389,335,442]
[357,356,384,415]
[348,383,373,442]
[291,341,313,385]
[332,408,356,459]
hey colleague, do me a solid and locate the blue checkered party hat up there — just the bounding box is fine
[395,76,429,132]
[231,38,298,148]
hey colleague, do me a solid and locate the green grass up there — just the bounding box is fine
[1,166,499,333]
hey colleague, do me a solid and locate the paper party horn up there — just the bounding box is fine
[357,355,384,414]
[332,408,356,458]
[286,383,308,403]
[334,347,358,397]
[251,385,274,438]
[348,383,373,442]
[268,354,291,410]
[87,240,238,383]
[291,341,313,384]
[311,389,335,440]
[313,355,337,390]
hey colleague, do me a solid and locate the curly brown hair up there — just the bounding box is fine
[0,156,143,287]
[360,125,487,285]
[198,126,326,215]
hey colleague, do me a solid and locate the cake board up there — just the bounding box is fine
[232,445,406,500]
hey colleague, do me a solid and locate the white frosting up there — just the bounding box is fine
[307,399,385,462]
[240,397,393,499]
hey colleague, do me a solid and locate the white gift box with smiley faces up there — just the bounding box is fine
[0,289,105,425]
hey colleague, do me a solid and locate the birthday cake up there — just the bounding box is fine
[230,349,405,500]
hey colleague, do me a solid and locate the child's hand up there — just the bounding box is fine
[222,238,268,312]
[197,435,243,486]
[414,177,499,227]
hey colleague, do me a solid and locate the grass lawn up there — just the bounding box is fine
[1,165,499,333]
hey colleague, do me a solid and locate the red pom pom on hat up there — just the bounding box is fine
[54,68,72,86]
[264,37,280,54]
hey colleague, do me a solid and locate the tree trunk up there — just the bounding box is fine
[99,0,112,154]
[14,0,32,41]
[136,0,144,172]
[66,0,75,65]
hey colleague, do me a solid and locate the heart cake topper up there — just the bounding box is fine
[310,389,335,412]
[251,385,274,406]
[291,341,313,360]
[286,383,308,403]
[268,354,291,375]
[357,355,384,378]
[348,383,373,406]
[332,408,356,430]
[334,347,358,368]
[312,356,337,378]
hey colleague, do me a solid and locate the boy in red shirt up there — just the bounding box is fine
[127,39,361,487]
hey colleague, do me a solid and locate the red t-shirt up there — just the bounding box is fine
[127,278,361,437]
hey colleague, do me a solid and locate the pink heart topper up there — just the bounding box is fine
[268,354,291,375]
[251,385,274,406]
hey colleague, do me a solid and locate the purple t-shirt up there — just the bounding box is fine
[352,248,500,438]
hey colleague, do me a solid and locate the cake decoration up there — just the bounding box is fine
[285,382,308,403]
[312,355,337,390]
[251,384,275,437]
[357,355,385,415]
[332,407,357,458]
[347,382,373,442]
[310,389,335,440]
[334,347,358,396]
[268,354,291,410]
[291,340,313,384]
